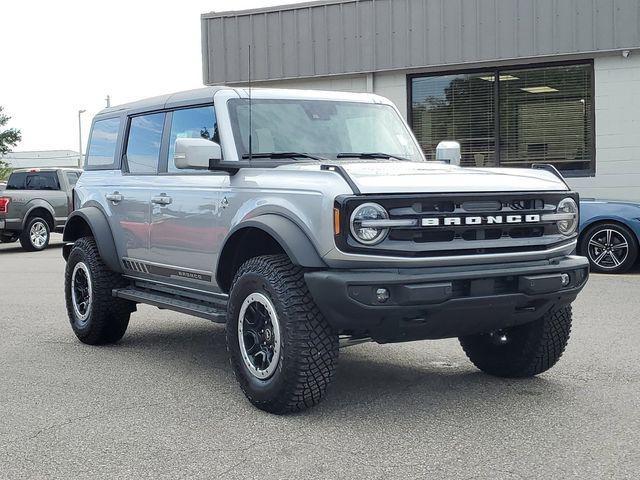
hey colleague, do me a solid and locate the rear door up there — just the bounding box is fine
[106,112,166,268]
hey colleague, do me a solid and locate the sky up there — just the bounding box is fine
[0,0,307,153]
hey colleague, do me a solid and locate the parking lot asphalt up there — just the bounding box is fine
[0,236,638,479]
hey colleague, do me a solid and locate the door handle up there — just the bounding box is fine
[106,192,123,204]
[152,195,173,206]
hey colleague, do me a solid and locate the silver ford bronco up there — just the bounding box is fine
[63,87,589,413]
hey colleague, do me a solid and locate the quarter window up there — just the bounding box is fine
[126,113,165,174]
[86,117,121,168]
[167,106,218,172]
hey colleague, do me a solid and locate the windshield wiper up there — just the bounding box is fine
[336,152,410,161]
[242,152,324,161]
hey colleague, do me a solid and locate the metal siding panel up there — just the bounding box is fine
[614,0,639,47]
[342,3,359,73]
[296,9,315,77]
[202,0,640,84]
[358,1,374,71]
[461,0,479,62]
[282,10,298,77]
[374,0,393,69]
[408,0,426,67]
[442,0,462,63]
[266,12,283,79]
[574,0,595,52]
[555,0,576,53]
[425,0,443,64]
[535,0,555,54]
[311,6,328,75]
[516,0,535,57]
[478,0,497,61]
[326,3,343,74]
[496,0,517,59]
[391,0,410,68]
[595,0,615,49]
[210,18,227,84]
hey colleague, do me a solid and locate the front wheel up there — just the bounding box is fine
[20,216,50,251]
[65,236,133,345]
[227,255,338,414]
[459,305,572,378]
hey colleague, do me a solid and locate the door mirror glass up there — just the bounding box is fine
[435,141,461,166]
[174,137,222,170]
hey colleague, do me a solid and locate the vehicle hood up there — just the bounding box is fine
[332,161,568,194]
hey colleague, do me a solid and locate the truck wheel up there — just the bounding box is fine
[64,236,132,345]
[227,254,338,414]
[459,305,572,378]
[579,222,638,274]
[20,216,50,251]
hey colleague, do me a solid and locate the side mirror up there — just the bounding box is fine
[174,137,222,170]
[435,141,461,166]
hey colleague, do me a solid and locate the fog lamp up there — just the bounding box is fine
[375,288,390,303]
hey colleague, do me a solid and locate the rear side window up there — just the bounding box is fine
[7,171,60,190]
[66,171,80,186]
[6,172,27,189]
[86,117,121,168]
[126,113,165,174]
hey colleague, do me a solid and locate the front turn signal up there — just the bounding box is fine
[333,208,341,235]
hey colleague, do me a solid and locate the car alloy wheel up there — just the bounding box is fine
[237,292,281,380]
[30,220,48,249]
[71,261,93,324]
[587,228,629,270]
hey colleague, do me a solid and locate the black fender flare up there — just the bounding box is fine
[62,206,122,273]
[217,214,326,278]
[22,200,56,230]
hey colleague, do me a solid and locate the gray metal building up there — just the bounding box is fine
[202,0,640,200]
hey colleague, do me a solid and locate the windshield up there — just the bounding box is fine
[227,99,424,162]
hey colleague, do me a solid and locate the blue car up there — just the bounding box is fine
[578,199,640,273]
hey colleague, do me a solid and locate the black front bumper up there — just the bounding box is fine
[304,255,589,343]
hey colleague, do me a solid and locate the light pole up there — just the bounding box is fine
[78,109,86,168]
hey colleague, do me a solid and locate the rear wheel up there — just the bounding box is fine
[459,305,572,378]
[65,236,133,345]
[580,222,638,274]
[227,254,338,414]
[20,216,50,251]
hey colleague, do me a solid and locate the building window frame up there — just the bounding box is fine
[407,59,596,178]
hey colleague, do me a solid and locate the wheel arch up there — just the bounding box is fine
[22,201,56,230]
[216,214,326,293]
[62,207,122,273]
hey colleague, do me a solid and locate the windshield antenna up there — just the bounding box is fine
[248,44,253,163]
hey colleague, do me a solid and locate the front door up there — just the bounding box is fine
[148,105,227,293]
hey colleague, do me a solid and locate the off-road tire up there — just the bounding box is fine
[227,254,338,414]
[65,236,132,345]
[20,216,50,251]
[579,222,638,274]
[459,305,572,378]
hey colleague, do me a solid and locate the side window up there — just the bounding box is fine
[26,172,60,190]
[126,113,165,174]
[86,117,121,168]
[66,172,80,187]
[168,106,218,173]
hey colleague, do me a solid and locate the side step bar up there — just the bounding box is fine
[113,286,227,323]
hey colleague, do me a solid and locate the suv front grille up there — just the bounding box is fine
[336,191,577,258]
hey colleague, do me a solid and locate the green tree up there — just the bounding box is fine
[0,106,22,179]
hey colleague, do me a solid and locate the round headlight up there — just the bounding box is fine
[556,197,579,235]
[350,203,389,245]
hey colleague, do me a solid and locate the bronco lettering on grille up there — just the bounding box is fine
[421,214,541,227]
